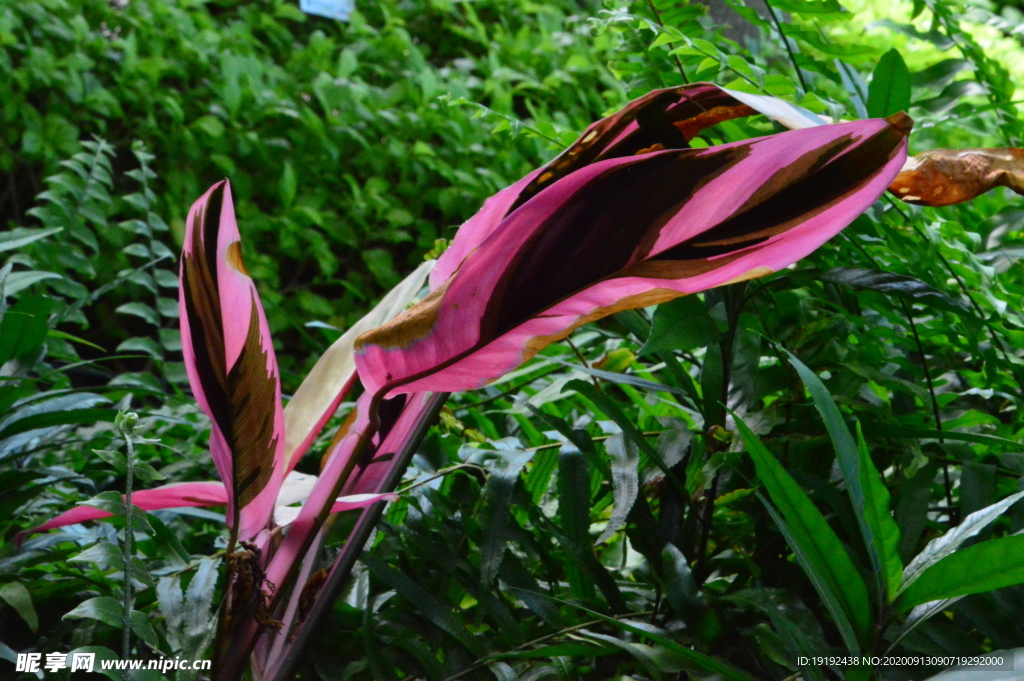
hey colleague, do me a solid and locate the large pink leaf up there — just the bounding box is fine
[356,114,912,397]
[429,83,808,289]
[179,180,285,540]
[20,482,229,540]
[20,478,393,541]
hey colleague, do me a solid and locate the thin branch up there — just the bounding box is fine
[643,0,690,84]
[839,232,956,517]
[762,0,808,95]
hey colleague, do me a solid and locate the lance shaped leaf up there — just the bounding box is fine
[179,180,285,540]
[357,114,912,397]
[282,259,434,473]
[429,83,824,289]
[22,482,229,539]
[890,148,1024,206]
[20,475,392,540]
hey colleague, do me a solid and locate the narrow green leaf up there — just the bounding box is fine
[64,596,123,628]
[488,662,519,681]
[899,490,1024,596]
[856,422,903,601]
[896,462,937,563]
[863,421,1024,450]
[900,535,1024,609]
[487,642,612,660]
[481,443,535,585]
[783,350,885,597]
[515,590,758,681]
[661,544,705,622]
[146,514,190,569]
[734,413,872,649]
[525,448,558,504]
[0,407,118,441]
[0,582,38,632]
[577,631,663,681]
[700,343,725,428]
[361,555,482,656]
[551,358,693,400]
[2,271,62,297]
[47,329,105,351]
[70,542,124,568]
[820,267,970,315]
[0,227,62,253]
[764,608,826,681]
[867,48,911,117]
[66,646,120,681]
[0,296,52,366]
[565,379,676,485]
[557,441,595,600]
[81,490,126,516]
[596,432,639,544]
[115,302,159,326]
[130,610,159,647]
[760,500,864,653]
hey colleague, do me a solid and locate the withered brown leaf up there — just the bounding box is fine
[890,148,1024,207]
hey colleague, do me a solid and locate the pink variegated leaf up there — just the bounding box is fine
[179,180,285,540]
[430,83,826,289]
[20,473,394,543]
[263,390,434,591]
[19,482,229,541]
[281,260,434,474]
[356,113,913,397]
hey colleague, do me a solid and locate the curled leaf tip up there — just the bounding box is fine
[885,111,914,136]
[889,147,1024,207]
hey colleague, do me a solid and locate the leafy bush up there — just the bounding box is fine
[0,0,616,385]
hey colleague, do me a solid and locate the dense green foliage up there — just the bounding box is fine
[4,0,1024,679]
[0,0,617,386]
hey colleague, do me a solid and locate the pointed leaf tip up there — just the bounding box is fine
[885,111,914,136]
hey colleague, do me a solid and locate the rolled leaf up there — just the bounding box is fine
[282,260,434,473]
[430,83,823,289]
[179,180,285,540]
[890,148,1024,206]
[357,114,912,397]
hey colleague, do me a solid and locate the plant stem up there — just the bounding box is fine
[897,297,955,522]
[643,0,690,84]
[762,0,808,95]
[838,231,957,520]
[118,414,137,677]
[263,392,450,681]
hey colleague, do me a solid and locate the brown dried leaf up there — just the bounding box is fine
[889,148,1024,206]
